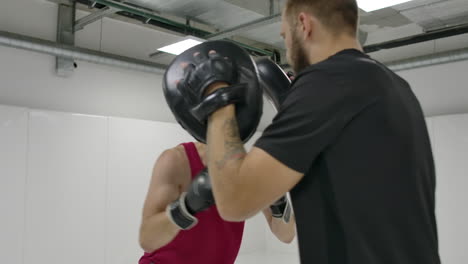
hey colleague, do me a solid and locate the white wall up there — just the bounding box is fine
[0,105,195,264]
[0,46,174,124]
[25,110,108,264]
[1,104,467,264]
[431,114,468,264]
[398,60,468,117]
[0,105,27,264]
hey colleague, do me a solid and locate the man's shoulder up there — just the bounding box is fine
[286,66,337,102]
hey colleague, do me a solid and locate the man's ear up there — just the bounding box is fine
[298,12,313,40]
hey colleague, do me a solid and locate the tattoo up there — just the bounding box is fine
[215,117,246,170]
[225,117,239,138]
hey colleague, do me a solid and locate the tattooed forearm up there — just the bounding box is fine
[225,117,240,138]
[215,117,246,170]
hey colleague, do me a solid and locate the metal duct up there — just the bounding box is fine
[124,0,224,17]
[387,47,468,72]
[364,23,468,53]
[2,30,467,75]
[0,30,166,74]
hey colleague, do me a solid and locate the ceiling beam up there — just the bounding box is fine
[56,2,76,77]
[207,13,281,40]
[74,6,118,32]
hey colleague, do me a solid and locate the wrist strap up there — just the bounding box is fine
[190,83,247,123]
[166,192,198,230]
[270,197,292,223]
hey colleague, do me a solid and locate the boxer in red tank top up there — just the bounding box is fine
[139,142,296,264]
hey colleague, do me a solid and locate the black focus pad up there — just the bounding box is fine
[256,58,291,111]
[163,40,263,143]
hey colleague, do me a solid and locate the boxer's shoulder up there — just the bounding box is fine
[158,145,189,168]
[152,146,191,187]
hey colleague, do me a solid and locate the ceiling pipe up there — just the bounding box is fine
[279,46,468,73]
[387,47,468,72]
[0,30,166,74]
[4,29,464,76]
[364,23,468,53]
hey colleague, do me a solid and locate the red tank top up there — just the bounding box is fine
[139,142,244,264]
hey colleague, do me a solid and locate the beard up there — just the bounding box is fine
[289,29,310,74]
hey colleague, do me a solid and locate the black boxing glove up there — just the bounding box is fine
[167,169,215,230]
[178,51,238,104]
[190,83,247,123]
[270,196,292,223]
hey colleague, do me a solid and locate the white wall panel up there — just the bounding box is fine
[235,252,299,264]
[238,213,267,255]
[239,131,269,255]
[0,105,28,264]
[426,117,436,175]
[245,131,262,151]
[432,114,468,264]
[265,253,300,263]
[106,118,193,264]
[235,253,266,264]
[25,110,107,264]
[265,226,299,255]
[240,131,300,257]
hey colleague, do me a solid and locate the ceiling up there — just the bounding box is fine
[73,0,468,64]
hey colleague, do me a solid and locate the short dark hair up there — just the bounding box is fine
[285,0,359,36]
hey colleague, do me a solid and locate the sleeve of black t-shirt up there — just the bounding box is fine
[254,68,378,173]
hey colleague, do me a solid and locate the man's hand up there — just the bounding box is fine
[204,81,229,96]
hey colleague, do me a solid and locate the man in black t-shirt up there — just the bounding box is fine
[198,0,441,264]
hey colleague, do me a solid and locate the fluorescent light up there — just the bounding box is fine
[357,0,414,12]
[158,37,204,55]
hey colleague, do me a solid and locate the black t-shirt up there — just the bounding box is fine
[255,50,440,264]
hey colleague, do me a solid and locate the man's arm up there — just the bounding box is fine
[138,149,188,253]
[262,207,296,243]
[206,102,304,222]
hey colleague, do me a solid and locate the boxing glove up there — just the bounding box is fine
[167,169,214,230]
[270,196,292,223]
